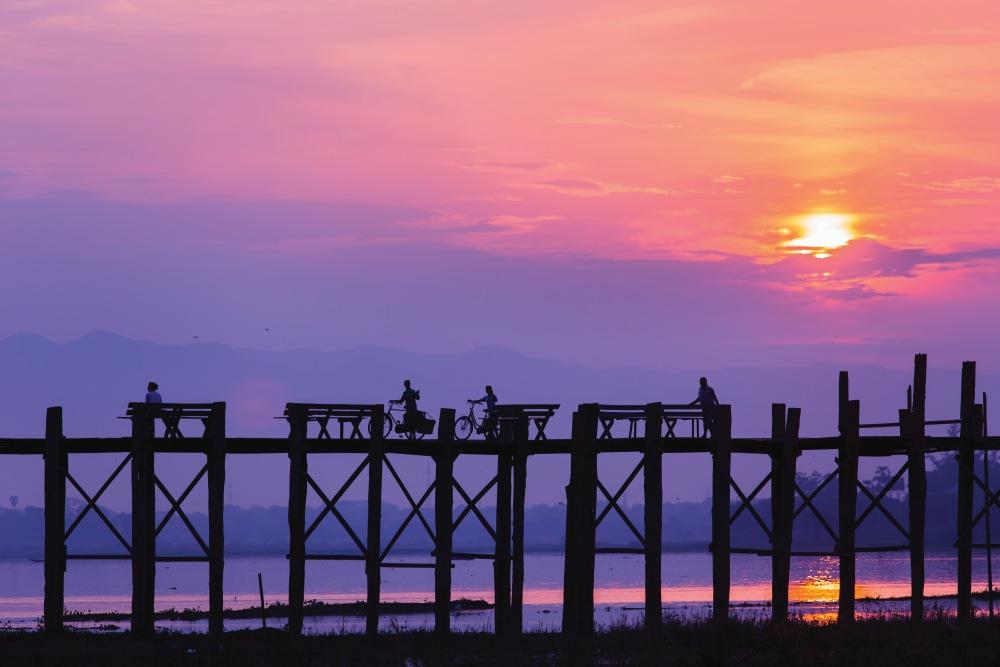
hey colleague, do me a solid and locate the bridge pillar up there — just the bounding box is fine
[44,406,66,634]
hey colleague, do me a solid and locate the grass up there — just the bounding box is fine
[62,598,492,622]
[5,615,1000,666]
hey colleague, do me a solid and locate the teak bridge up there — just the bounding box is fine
[0,355,997,638]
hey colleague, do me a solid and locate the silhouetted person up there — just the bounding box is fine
[145,382,162,404]
[470,385,498,435]
[390,380,421,432]
[690,377,720,437]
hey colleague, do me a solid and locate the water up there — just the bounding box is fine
[0,550,997,633]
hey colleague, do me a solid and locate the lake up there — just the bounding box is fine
[0,550,997,633]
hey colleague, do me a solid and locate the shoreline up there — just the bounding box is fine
[62,598,493,622]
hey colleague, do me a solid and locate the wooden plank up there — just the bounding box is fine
[434,408,456,635]
[769,403,787,623]
[366,404,385,637]
[511,412,530,639]
[494,418,513,638]
[130,403,156,636]
[838,395,860,624]
[711,405,733,625]
[43,406,66,634]
[643,402,663,634]
[207,402,226,636]
[957,361,977,621]
[286,404,307,636]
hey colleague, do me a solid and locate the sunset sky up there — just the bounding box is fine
[2,0,1000,369]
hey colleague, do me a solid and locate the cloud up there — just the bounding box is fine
[741,42,1000,102]
[449,160,564,173]
[469,214,563,236]
[771,238,1000,286]
[522,178,680,197]
[557,116,681,129]
[921,177,1000,193]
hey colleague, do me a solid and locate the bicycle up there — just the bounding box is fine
[367,401,427,440]
[455,400,498,440]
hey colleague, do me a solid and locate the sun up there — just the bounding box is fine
[782,213,855,259]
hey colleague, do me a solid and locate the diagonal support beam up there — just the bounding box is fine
[304,474,367,555]
[855,462,908,531]
[730,474,773,542]
[380,482,436,561]
[596,478,645,546]
[793,469,840,545]
[856,476,910,541]
[595,457,644,526]
[383,455,436,543]
[64,454,132,543]
[64,465,132,554]
[453,476,497,540]
[303,456,370,539]
[153,475,209,555]
[155,464,208,537]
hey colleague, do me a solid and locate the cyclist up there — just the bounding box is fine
[391,379,421,432]
[469,385,498,436]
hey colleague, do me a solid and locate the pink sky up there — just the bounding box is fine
[1,0,999,367]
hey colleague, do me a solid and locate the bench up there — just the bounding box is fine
[280,404,380,440]
[124,402,217,439]
[495,404,560,440]
[595,404,707,439]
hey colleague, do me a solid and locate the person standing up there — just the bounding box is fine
[690,377,720,437]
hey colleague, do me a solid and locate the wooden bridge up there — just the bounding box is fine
[1,355,996,638]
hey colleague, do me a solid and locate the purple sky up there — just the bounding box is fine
[2,195,998,371]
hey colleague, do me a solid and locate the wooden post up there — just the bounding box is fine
[367,404,385,637]
[779,408,799,622]
[562,405,597,639]
[44,406,66,634]
[643,402,663,634]
[908,354,927,623]
[130,403,156,636]
[562,410,582,639]
[511,412,529,639]
[286,404,307,636]
[494,418,513,638]
[578,404,598,636]
[769,404,788,623]
[434,408,456,635]
[207,402,226,636]
[957,361,977,621]
[837,382,860,624]
[710,404,733,624]
[258,572,267,629]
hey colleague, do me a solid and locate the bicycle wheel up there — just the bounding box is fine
[455,416,474,440]
[370,413,394,439]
